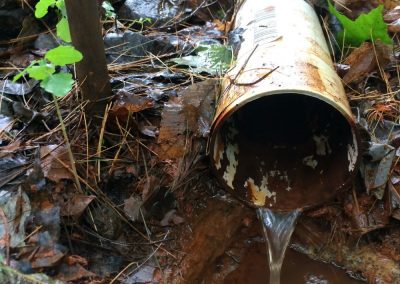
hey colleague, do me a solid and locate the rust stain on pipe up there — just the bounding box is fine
[209,0,360,211]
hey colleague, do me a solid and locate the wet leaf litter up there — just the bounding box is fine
[0,0,400,283]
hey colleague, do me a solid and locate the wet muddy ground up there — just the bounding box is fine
[222,246,363,284]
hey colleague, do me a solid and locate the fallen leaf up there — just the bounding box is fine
[112,93,154,113]
[138,175,160,200]
[343,41,391,84]
[64,255,89,266]
[0,141,21,158]
[0,187,31,248]
[156,80,217,160]
[31,248,65,269]
[160,209,185,226]
[60,195,96,218]
[124,196,142,222]
[40,144,74,182]
[56,262,96,282]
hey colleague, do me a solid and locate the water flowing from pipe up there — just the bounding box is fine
[257,208,301,284]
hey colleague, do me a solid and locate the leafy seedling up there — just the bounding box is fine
[170,44,233,75]
[102,1,116,19]
[328,1,392,47]
[14,46,82,97]
[14,0,83,97]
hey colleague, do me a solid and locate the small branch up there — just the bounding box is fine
[52,95,82,192]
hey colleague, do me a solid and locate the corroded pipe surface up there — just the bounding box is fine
[209,0,360,211]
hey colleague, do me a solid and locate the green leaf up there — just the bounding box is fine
[170,44,232,75]
[26,63,55,81]
[35,0,56,18]
[328,1,392,47]
[56,17,71,42]
[13,60,39,81]
[55,0,67,18]
[40,72,74,97]
[102,1,116,18]
[45,46,83,65]
[13,70,27,82]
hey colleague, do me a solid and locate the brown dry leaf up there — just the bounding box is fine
[138,175,160,200]
[56,263,96,282]
[9,53,35,67]
[65,255,89,266]
[343,41,391,84]
[160,209,185,226]
[60,194,96,218]
[385,6,400,32]
[112,94,154,113]
[124,195,142,221]
[0,140,21,158]
[382,0,400,10]
[156,96,186,160]
[156,80,217,160]
[40,144,74,182]
[31,247,65,269]
[213,19,232,33]
[384,5,400,22]
[333,0,380,17]
[343,193,389,234]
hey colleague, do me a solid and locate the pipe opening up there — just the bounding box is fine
[211,94,357,210]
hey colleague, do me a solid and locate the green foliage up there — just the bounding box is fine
[25,60,56,80]
[15,0,83,97]
[34,0,56,18]
[102,1,116,19]
[14,46,82,96]
[170,44,233,75]
[41,73,74,97]
[56,17,71,42]
[35,0,71,43]
[55,0,67,17]
[45,46,82,65]
[127,17,152,31]
[328,1,392,47]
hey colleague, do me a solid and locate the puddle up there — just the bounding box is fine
[223,243,364,284]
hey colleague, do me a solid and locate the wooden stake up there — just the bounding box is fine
[65,0,111,113]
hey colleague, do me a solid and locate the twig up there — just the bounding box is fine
[96,103,111,181]
[232,66,279,86]
[52,95,82,192]
[0,207,10,265]
[110,261,138,284]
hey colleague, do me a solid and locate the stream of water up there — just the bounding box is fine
[257,208,302,284]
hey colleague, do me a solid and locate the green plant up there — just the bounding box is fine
[170,43,233,75]
[102,1,116,19]
[127,17,152,31]
[328,1,392,47]
[14,0,83,97]
[14,0,84,192]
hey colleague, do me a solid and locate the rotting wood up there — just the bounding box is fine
[65,0,111,113]
[167,198,250,284]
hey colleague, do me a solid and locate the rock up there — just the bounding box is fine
[103,30,174,64]
[33,33,58,50]
[117,0,183,27]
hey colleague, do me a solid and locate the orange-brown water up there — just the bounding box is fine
[223,243,363,284]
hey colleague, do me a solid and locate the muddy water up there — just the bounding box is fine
[257,208,301,284]
[223,243,364,284]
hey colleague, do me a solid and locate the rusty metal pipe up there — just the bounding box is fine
[209,0,360,211]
